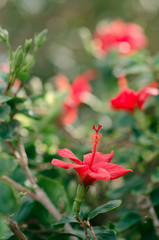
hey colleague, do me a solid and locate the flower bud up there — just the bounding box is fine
[24,39,32,53]
[34,29,48,47]
[14,46,23,70]
[0,26,8,42]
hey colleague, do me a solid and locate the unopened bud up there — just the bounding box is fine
[14,46,23,70]
[0,26,8,42]
[34,29,48,47]
[24,39,32,53]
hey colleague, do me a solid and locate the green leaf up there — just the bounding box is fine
[124,64,150,75]
[116,212,142,232]
[0,157,17,176]
[0,103,11,121]
[108,176,145,199]
[0,119,20,141]
[33,175,69,224]
[9,166,26,185]
[0,95,13,103]
[0,215,11,239]
[47,232,83,240]
[151,189,159,206]
[13,196,33,223]
[91,229,117,240]
[53,215,78,226]
[151,168,159,183]
[18,109,41,120]
[0,181,19,214]
[88,200,122,220]
[17,71,29,83]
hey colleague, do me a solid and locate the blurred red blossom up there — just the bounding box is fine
[51,125,132,186]
[0,63,21,92]
[55,70,97,125]
[93,19,148,57]
[110,76,159,112]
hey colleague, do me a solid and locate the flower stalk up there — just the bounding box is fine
[73,182,89,219]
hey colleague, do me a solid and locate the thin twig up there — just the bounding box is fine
[138,196,159,237]
[147,197,159,237]
[76,216,90,239]
[1,175,37,200]
[87,220,98,240]
[5,142,21,160]
[5,139,77,240]
[8,217,28,240]
[18,137,36,186]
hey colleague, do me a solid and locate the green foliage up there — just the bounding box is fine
[47,233,83,240]
[0,70,9,94]
[0,119,20,141]
[116,212,142,232]
[53,215,78,225]
[0,215,11,239]
[0,181,19,214]
[13,196,33,223]
[0,157,17,177]
[88,200,122,220]
[0,103,11,121]
[90,230,117,240]
[33,175,69,224]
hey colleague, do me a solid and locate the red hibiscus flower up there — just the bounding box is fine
[55,70,97,125]
[93,19,148,57]
[110,77,159,112]
[51,125,133,186]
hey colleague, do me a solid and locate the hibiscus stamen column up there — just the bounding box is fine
[73,125,102,219]
[89,125,102,169]
[118,76,128,90]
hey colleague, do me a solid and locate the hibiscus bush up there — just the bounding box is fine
[0,1,159,240]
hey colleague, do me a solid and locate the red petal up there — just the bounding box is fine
[137,85,159,109]
[103,163,133,179]
[54,74,70,91]
[63,104,78,125]
[88,168,110,181]
[83,151,114,166]
[51,159,88,176]
[57,148,82,164]
[110,89,138,112]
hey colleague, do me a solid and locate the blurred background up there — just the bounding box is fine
[1,1,159,239]
[0,0,159,80]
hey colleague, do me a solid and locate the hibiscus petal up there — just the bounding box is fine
[137,82,159,109]
[58,148,82,164]
[83,151,114,166]
[54,74,70,91]
[88,168,110,181]
[104,163,133,179]
[63,105,78,125]
[51,159,88,176]
[110,89,138,112]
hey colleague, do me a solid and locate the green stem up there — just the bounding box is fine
[6,36,12,67]
[5,70,17,95]
[73,182,88,219]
